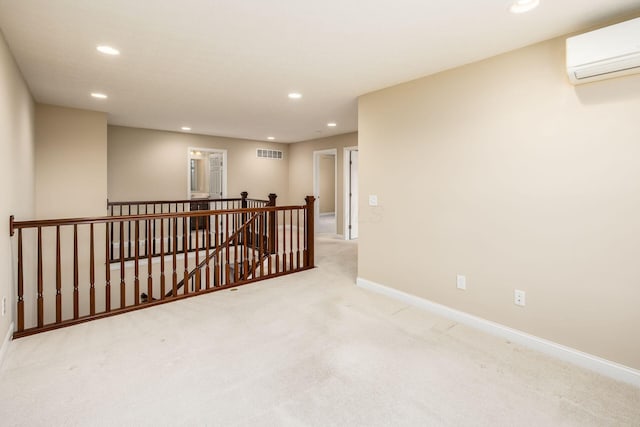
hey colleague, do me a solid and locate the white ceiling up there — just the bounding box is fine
[0,0,638,143]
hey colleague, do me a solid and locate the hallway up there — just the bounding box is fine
[0,237,638,426]
[316,213,337,235]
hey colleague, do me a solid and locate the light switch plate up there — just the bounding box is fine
[368,195,378,206]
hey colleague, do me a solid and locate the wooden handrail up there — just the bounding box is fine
[9,196,315,338]
[105,193,275,263]
[107,197,269,207]
[10,205,306,233]
[148,210,265,300]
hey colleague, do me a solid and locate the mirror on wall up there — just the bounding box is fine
[190,158,205,192]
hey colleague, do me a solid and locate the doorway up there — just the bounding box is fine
[313,149,337,235]
[343,147,358,240]
[187,148,227,199]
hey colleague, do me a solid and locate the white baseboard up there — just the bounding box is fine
[356,277,640,388]
[0,322,14,370]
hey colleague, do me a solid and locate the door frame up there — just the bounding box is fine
[343,146,358,239]
[187,147,228,199]
[312,148,338,234]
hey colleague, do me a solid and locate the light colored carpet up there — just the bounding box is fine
[317,213,337,234]
[0,237,638,426]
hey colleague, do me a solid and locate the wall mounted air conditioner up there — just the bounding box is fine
[566,17,640,85]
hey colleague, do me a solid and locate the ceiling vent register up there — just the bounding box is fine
[257,149,283,160]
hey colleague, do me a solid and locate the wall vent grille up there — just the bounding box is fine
[257,149,283,159]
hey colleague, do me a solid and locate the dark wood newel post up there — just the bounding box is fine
[305,196,315,268]
[240,192,248,239]
[268,193,277,253]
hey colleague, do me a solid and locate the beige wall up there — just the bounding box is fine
[0,30,35,347]
[288,132,358,234]
[319,155,336,214]
[358,35,640,369]
[35,104,107,218]
[108,126,289,203]
[31,105,108,326]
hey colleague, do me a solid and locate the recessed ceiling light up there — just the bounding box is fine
[181,126,191,131]
[96,45,120,55]
[288,92,302,99]
[509,0,540,14]
[90,92,107,99]
[267,136,275,140]
[327,122,337,127]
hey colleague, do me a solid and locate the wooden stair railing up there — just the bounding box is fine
[106,192,275,263]
[141,209,266,302]
[9,196,315,338]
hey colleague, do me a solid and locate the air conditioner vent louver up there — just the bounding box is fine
[566,18,640,85]
[257,149,283,160]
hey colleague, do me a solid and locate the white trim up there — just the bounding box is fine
[0,322,14,370]
[343,146,358,240]
[356,277,640,388]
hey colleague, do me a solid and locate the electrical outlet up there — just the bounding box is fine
[514,290,526,306]
[456,275,466,290]
[1,297,6,316]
